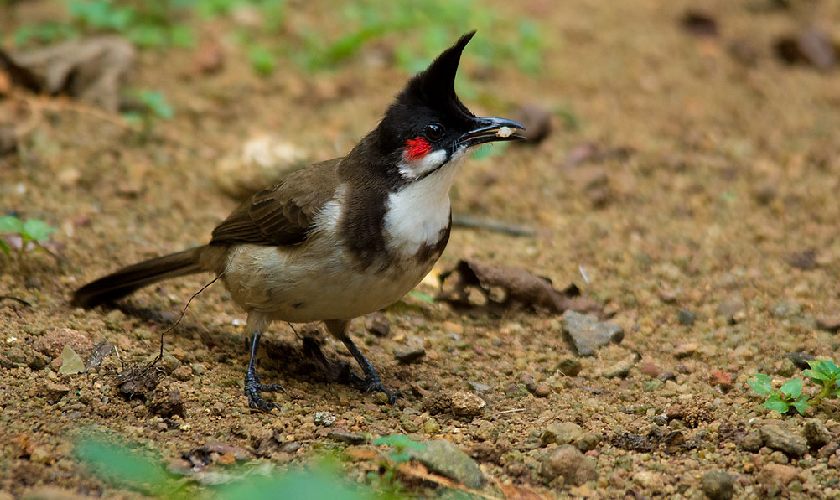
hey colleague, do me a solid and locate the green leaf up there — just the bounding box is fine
[407,290,435,304]
[748,373,773,397]
[373,434,425,452]
[0,215,24,235]
[780,378,803,399]
[0,239,10,255]
[763,396,790,414]
[791,397,810,416]
[216,465,377,500]
[248,45,276,77]
[802,368,827,382]
[74,436,176,495]
[135,90,174,120]
[22,219,55,243]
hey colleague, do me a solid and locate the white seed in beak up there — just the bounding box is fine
[496,126,512,138]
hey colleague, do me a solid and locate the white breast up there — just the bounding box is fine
[384,150,464,256]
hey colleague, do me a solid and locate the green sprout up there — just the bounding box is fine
[123,90,174,137]
[0,215,56,257]
[750,359,840,416]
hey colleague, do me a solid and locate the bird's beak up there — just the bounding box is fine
[458,116,526,148]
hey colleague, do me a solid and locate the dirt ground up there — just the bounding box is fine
[2,0,840,498]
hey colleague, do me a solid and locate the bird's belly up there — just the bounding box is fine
[222,242,434,322]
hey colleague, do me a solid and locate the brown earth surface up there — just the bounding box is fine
[2,0,840,498]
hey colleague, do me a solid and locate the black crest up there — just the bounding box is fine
[405,30,475,105]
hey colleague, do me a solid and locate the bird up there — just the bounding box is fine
[71,31,525,410]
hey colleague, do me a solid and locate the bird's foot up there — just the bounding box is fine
[244,372,283,411]
[348,371,398,403]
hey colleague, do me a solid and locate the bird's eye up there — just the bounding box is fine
[423,123,445,141]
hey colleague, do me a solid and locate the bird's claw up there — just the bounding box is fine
[244,374,283,411]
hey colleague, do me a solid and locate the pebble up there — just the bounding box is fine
[468,381,490,392]
[677,309,696,326]
[394,345,426,364]
[149,388,185,418]
[541,422,583,446]
[529,383,551,398]
[804,419,830,449]
[771,301,801,319]
[717,294,745,323]
[557,357,582,376]
[600,353,637,378]
[787,351,815,371]
[760,423,807,457]
[540,445,597,486]
[738,430,763,452]
[638,359,661,378]
[709,370,733,390]
[33,328,94,360]
[327,430,368,444]
[448,391,486,418]
[757,463,799,495]
[192,363,207,376]
[58,346,85,376]
[366,312,391,337]
[574,432,602,452]
[41,382,70,405]
[674,343,699,359]
[171,365,193,381]
[816,314,840,333]
[314,411,336,427]
[409,439,485,488]
[701,470,734,500]
[562,311,624,357]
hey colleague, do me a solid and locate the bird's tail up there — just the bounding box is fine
[72,247,206,308]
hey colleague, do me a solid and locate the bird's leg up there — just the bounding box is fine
[243,316,283,411]
[325,319,397,403]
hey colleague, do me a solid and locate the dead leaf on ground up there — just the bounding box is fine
[438,260,600,314]
[0,36,135,111]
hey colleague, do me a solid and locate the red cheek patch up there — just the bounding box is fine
[405,137,431,160]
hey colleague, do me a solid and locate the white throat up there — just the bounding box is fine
[384,147,467,256]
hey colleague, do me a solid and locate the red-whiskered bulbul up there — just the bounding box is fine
[72,31,525,410]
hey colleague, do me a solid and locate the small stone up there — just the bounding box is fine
[562,311,624,357]
[468,381,490,392]
[366,312,391,337]
[786,249,817,270]
[58,345,85,376]
[717,294,745,323]
[677,309,697,326]
[33,328,94,360]
[600,353,637,378]
[638,359,661,378]
[772,301,801,319]
[760,423,807,457]
[41,382,70,404]
[314,411,336,427]
[171,365,192,381]
[394,345,425,364]
[423,418,440,434]
[541,422,583,446]
[787,351,815,371]
[557,357,582,376]
[86,341,116,369]
[757,463,799,495]
[409,439,485,488]
[701,470,734,500]
[192,363,206,376]
[327,430,368,444]
[738,430,763,452]
[448,391,486,418]
[816,314,840,333]
[540,445,597,486]
[149,388,185,418]
[529,383,551,398]
[674,343,699,359]
[804,419,830,449]
[709,370,733,390]
[574,432,602,452]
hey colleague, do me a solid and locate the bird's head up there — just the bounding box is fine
[368,31,525,185]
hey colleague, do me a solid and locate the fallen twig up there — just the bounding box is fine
[452,214,535,237]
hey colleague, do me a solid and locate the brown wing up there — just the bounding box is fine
[209,159,341,247]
